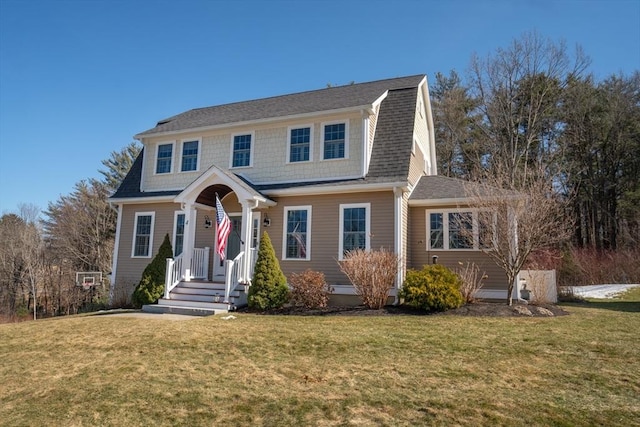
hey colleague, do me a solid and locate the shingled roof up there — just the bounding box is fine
[110,149,181,200]
[367,87,418,180]
[136,75,425,137]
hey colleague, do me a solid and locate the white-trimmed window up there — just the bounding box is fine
[231,133,253,168]
[180,139,200,172]
[283,206,311,260]
[339,203,370,259]
[322,122,348,160]
[155,143,174,174]
[132,212,155,258]
[173,212,186,256]
[427,209,493,250]
[288,125,312,163]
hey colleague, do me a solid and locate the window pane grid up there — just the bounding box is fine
[233,135,251,167]
[448,212,473,249]
[290,127,310,162]
[134,215,152,256]
[343,207,366,253]
[156,144,172,174]
[175,214,185,256]
[181,141,198,171]
[286,210,308,259]
[430,213,444,249]
[324,123,345,159]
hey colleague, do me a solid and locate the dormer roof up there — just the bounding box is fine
[136,75,425,137]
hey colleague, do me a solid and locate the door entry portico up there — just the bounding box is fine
[214,215,242,279]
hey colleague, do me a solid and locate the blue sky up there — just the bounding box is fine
[1,0,638,216]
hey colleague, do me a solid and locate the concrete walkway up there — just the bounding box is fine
[90,309,201,321]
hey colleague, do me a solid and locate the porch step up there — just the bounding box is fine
[143,280,248,316]
[179,281,226,290]
[156,298,233,311]
[171,285,241,299]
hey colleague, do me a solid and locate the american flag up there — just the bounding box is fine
[215,194,231,260]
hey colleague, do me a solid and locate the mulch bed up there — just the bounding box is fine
[238,302,570,317]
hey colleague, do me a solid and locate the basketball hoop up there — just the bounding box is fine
[75,272,102,290]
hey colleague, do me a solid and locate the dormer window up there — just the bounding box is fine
[288,126,312,163]
[181,140,199,172]
[156,143,173,174]
[323,122,347,160]
[231,133,253,168]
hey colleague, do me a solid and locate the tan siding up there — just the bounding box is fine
[408,206,508,290]
[262,191,395,286]
[114,202,182,297]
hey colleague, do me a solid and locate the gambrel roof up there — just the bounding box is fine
[136,75,425,137]
[112,74,427,200]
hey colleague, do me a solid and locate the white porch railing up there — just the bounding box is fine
[224,251,245,303]
[248,247,257,280]
[191,247,210,279]
[164,254,184,299]
[164,247,209,300]
[165,246,257,304]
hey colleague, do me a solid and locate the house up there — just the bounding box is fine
[109,74,511,314]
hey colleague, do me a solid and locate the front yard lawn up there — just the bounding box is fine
[1,294,638,426]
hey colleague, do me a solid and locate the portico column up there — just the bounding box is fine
[240,201,254,283]
[182,203,197,282]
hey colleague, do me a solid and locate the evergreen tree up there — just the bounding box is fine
[132,234,173,307]
[248,232,289,310]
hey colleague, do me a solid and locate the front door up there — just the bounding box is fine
[213,215,242,279]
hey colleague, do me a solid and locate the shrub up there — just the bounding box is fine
[289,269,333,309]
[456,261,486,303]
[132,233,173,308]
[338,249,399,309]
[400,264,464,312]
[248,232,289,310]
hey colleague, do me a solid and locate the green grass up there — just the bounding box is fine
[1,296,639,426]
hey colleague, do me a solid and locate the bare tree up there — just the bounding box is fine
[469,31,590,186]
[464,164,571,305]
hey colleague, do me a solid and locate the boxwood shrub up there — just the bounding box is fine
[400,264,464,312]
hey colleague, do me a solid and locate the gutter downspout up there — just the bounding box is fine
[393,187,405,305]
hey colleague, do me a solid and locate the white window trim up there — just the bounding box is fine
[286,124,314,164]
[229,131,255,169]
[425,209,493,251]
[172,211,186,256]
[131,212,156,258]
[282,205,312,261]
[321,120,349,161]
[179,138,201,173]
[339,203,371,260]
[154,141,175,175]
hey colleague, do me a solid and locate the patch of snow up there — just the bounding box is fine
[569,284,640,299]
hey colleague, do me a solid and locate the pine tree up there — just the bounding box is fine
[132,234,173,307]
[248,232,289,310]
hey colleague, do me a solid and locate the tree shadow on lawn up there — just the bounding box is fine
[561,300,640,313]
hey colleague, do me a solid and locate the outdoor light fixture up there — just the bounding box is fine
[204,215,212,228]
[263,215,271,227]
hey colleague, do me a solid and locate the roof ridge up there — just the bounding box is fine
[186,74,424,112]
